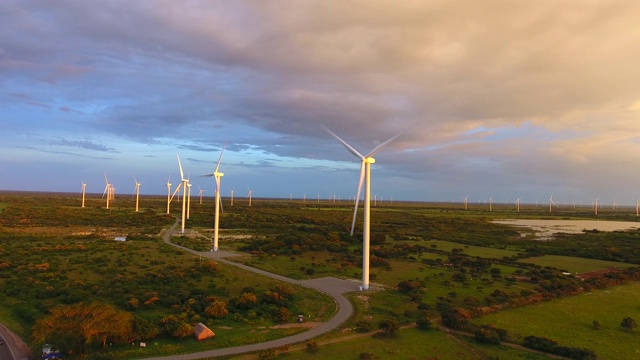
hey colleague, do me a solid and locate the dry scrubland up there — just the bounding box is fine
[1,192,640,359]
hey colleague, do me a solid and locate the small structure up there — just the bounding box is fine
[114,236,127,242]
[193,323,215,341]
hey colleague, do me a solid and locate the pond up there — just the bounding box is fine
[493,219,640,240]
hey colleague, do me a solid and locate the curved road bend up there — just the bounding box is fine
[143,220,356,359]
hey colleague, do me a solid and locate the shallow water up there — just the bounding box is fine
[493,219,640,240]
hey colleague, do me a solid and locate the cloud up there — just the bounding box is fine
[49,138,118,153]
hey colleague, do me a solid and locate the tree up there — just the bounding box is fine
[416,317,432,330]
[273,307,291,323]
[172,322,194,340]
[621,316,637,332]
[205,300,228,319]
[378,318,400,336]
[32,302,134,355]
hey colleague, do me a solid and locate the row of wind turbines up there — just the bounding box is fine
[78,128,638,292]
[78,129,395,291]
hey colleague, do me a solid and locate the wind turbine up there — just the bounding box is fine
[102,174,111,209]
[177,155,188,233]
[489,196,493,212]
[230,189,234,206]
[636,198,639,217]
[133,177,140,212]
[549,194,555,213]
[166,175,172,214]
[594,198,599,216]
[203,146,225,252]
[325,127,399,290]
[81,180,86,208]
[464,195,468,210]
[247,188,252,206]
[517,197,520,212]
[197,185,206,205]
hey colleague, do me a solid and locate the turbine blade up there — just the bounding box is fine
[102,185,108,198]
[323,126,364,159]
[215,145,225,173]
[366,133,401,158]
[170,183,182,201]
[350,161,366,236]
[177,155,185,181]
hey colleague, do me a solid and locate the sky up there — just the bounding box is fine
[2,0,640,205]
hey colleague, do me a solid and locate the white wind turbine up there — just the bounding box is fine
[203,146,225,252]
[197,185,206,205]
[247,188,252,206]
[102,174,111,209]
[594,198,599,216]
[517,197,520,212]
[489,196,493,212]
[464,195,468,210]
[549,194,555,213]
[133,177,141,212]
[177,155,188,233]
[636,198,639,217]
[81,180,86,208]
[230,189,234,206]
[325,127,399,290]
[166,175,172,214]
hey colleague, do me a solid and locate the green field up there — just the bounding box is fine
[519,255,635,274]
[476,282,640,359]
[230,327,552,360]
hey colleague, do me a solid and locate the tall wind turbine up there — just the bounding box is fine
[517,197,520,212]
[325,127,399,291]
[230,189,234,206]
[594,198,599,216]
[549,194,555,213]
[177,155,188,233]
[203,146,225,252]
[464,195,468,210]
[102,174,111,209]
[133,177,141,212]
[81,180,86,208]
[166,175,172,214]
[247,188,252,206]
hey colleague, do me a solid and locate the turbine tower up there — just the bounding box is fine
[203,146,225,252]
[81,180,86,208]
[186,181,192,219]
[177,155,188,233]
[231,189,234,206]
[325,127,399,291]
[549,194,555,213]
[133,177,141,212]
[166,175,172,214]
[247,188,252,206]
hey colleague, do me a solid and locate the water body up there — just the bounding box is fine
[494,219,640,240]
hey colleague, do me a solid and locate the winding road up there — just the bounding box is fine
[141,219,357,359]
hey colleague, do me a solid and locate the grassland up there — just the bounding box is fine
[476,282,640,359]
[520,255,637,274]
[2,192,640,359]
[229,327,551,360]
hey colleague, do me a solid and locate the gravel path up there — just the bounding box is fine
[140,220,357,359]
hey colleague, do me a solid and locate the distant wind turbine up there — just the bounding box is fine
[177,155,188,233]
[230,189,234,206]
[166,175,172,215]
[517,197,520,212]
[594,198,599,216]
[102,174,111,210]
[203,146,225,252]
[247,188,252,206]
[549,194,555,213]
[325,127,399,290]
[197,185,206,205]
[489,196,493,212]
[81,180,86,208]
[133,177,140,212]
